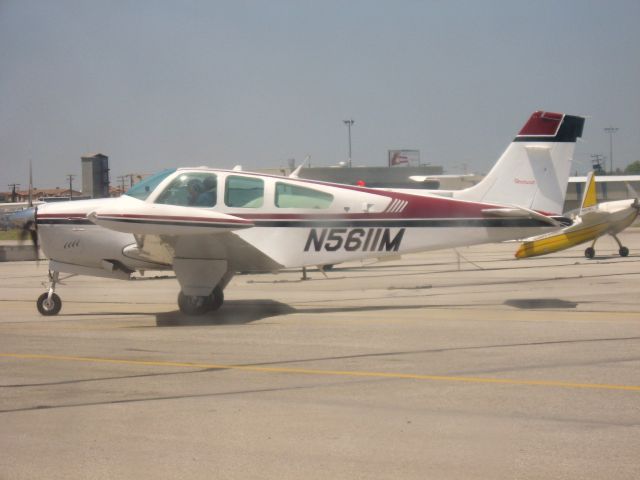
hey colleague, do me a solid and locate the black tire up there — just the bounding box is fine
[206,286,224,311]
[619,246,629,257]
[584,247,595,259]
[37,292,62,316]
[177,291,209,315]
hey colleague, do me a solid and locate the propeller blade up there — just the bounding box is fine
[12,206,39,258]
[17,222,29,242]
[31,206,39,256]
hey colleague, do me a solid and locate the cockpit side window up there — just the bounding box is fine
[155,172,217,207]
[275,182,333,209]
[225,176,264,208]
[124,168,177,201]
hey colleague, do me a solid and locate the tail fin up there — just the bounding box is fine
[579,171,597,214]
[452,111,585,214]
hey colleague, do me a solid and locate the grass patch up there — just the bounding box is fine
[0,229,20,241]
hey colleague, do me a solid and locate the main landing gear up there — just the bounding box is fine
[37,271,62,316]
[177,285,224,315]
[584,234,630,259]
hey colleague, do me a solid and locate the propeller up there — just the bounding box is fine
[11,206,39,257]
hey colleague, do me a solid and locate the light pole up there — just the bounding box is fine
[343,119,354,167]
[604,126,618,174]
[590,154,605,175]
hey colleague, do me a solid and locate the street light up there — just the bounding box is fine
[343,119,354,168]
[604,126,618,174]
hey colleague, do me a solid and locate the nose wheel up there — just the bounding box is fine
[37,270,62,316]
[37,292,62,316]
[178,285,224,315]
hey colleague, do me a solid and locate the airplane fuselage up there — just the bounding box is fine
[37,192,559,275]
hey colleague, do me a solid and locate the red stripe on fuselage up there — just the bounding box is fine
[97,213,252,225]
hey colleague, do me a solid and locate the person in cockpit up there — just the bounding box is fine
[195,176,217,207]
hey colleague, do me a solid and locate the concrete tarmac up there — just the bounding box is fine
[1,232,640,479]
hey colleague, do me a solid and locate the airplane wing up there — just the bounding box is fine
[88,198,253,236]
[88,199,283,272]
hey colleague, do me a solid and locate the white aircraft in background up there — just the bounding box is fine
[515,171,639,259]
[12,110,584,316]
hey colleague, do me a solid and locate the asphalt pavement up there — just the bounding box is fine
[1,232,640,479]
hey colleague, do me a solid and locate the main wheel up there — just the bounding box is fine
[177,291,209,315]
[206,286,224,311]
[584,247,595,259]
[619,246,629,257]
[37,292,62,316]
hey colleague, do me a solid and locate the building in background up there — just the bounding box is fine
[297,165,443,189]
[81,153,110,198]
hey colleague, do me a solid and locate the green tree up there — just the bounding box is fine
[624,161,640,174]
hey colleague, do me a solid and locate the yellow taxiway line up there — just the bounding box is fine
[2,352,639,392]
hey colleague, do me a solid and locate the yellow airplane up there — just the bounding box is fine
[516,171,639,259]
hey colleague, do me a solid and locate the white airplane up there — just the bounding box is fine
[515,171,639,259]
[13,110,584,316]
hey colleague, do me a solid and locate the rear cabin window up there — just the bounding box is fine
[225,176,264,208]
[275,182,333,209]
[154,172,217,207]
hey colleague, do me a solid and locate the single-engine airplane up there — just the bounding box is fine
[515,170,639,259]
[13,110,584,316]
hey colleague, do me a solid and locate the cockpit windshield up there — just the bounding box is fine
[124,168,177,200]
[155,172,218,207]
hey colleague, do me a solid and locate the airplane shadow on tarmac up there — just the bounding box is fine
[153,299,476,327]
[503,298,578,309]
[155,300,297,326]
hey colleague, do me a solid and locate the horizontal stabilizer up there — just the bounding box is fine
[482,207,561,226]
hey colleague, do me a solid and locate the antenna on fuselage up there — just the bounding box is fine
[28,159,33,207]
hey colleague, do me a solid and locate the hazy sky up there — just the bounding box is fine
[1,0,639,189]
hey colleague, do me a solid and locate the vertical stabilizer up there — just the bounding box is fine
[452,111,585,215]
[579,171,597,213]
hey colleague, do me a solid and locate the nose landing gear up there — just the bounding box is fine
[37,271,62,316]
